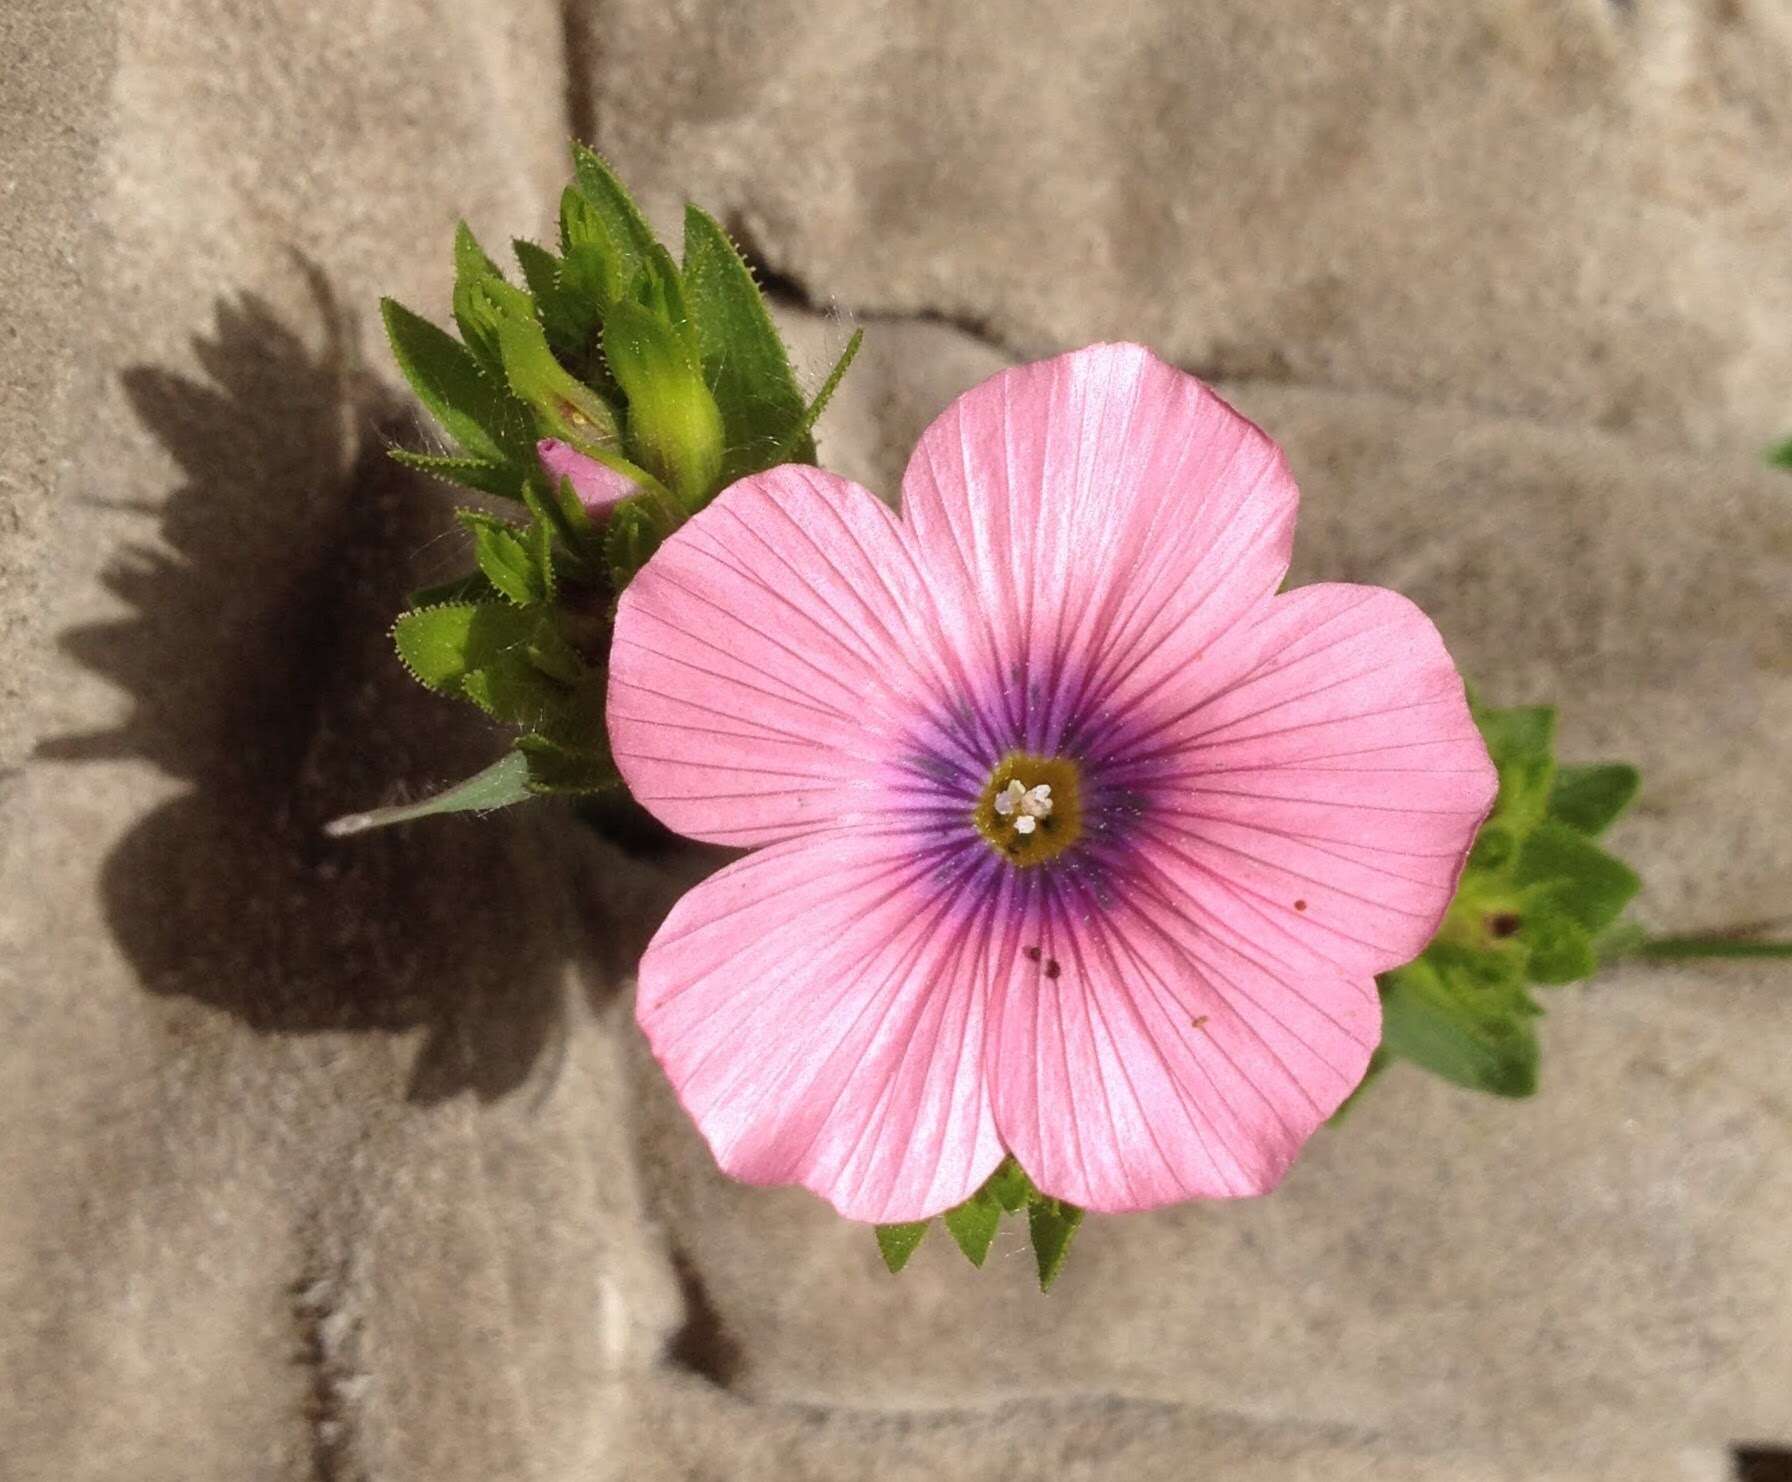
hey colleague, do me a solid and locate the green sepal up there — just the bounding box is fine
[497,312,620,448]
[522,476,603,584]
[392,603,577,726]
[1547,764,1640,837]
[984,1155,1035,1213]
[323,751,533,837]
[570,143,658,288]
[603,298,725,505]
[875,1221,929,1274]
[457,510,542,607]
[1515,820,1641,934]
[942,1188,1003,1268]
[452,222,536,370]
[681,204,812,478]
[388,448,526,501]
[1378,957,1540,1098]
[380,298,531,464]
[517,734,619,795]
[1027,1198,1084,1292]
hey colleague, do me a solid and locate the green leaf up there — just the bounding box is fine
[381,298,530,464]
[604,298,725,504]
[570,144,658,287]
[452,222,536,370]
[1515,820,1641,933]
[517,734,619,795]
[682,204,812,479]
[1378,957,1539,1098]
[1768,435,1792,469]
[522,476,602,582]
[1027,1198,1084,1292]
[984,1156,1035,1213]
[388,448,525,501]
[392,602,574,724]
[942,1188,1003,1268]
[1547,763,1640,837]
[458,511,542,606]
[497,312,620,447]
[875,1221,929,1274]
[1639,934,1792,960]
[1518,902,1597,986]
[1475,704,1558,836]
[323,751,532,837]
[774,327,863,464]
[514,237,601,365]
[528,518,558,605]
[393,602,521,692]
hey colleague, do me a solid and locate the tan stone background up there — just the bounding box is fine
[2,2,1789,1479]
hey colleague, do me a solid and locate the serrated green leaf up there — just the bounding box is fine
[1378,957,1539,1097]
[682,204,812,479]
[393,603,572,725]
[942,1188,1002,1268]
[497,312,619,447]
[604,298,725,504]
[528,519,558,605]
[984,1156,1035,1213]
[1547,764,1641,837]
[457,511,541,606]
[875,1221,929,1274]
[1516,820,1641,933]
[452,223,536,370]
[1518,902,1597,985]
[1028,1198,1084,1292]
[388,447,526,501]
[382,299,531,464]
[570,144,658,287]
[323,751,533,837]
[517,734,618,795]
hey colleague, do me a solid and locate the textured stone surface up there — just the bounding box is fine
[597,0,1792,451]
[3,0,1789,1478]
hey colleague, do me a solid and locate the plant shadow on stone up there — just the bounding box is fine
[39,264,675,1102]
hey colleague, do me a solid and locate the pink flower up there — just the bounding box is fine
[608,344,1496,1223]
[537,438,636,520]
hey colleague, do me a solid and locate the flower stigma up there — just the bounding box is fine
[974,753,1083,867]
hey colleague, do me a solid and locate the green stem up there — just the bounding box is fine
[1637,935,1792,961]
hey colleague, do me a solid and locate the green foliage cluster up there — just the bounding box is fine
[365,145,861,827]
[1359,702,1643,1105]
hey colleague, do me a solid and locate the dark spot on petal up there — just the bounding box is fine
[1190,1015,1209,1030]
[1293,899,1308,912]
[1043,958,1061,981]
[1488,911,1522,939]
[1023,945,1042,962]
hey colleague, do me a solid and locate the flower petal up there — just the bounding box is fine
[636,830,1005,1222]
[608,465,952,847]
[1121,583,1497,974]
[984,869,1378,1211]
[537,438,636,520]
[898,343,1298,755]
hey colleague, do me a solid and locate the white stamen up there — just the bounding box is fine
[994,777,1054,834]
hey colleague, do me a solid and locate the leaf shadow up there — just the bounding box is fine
[37,261,677,1103]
